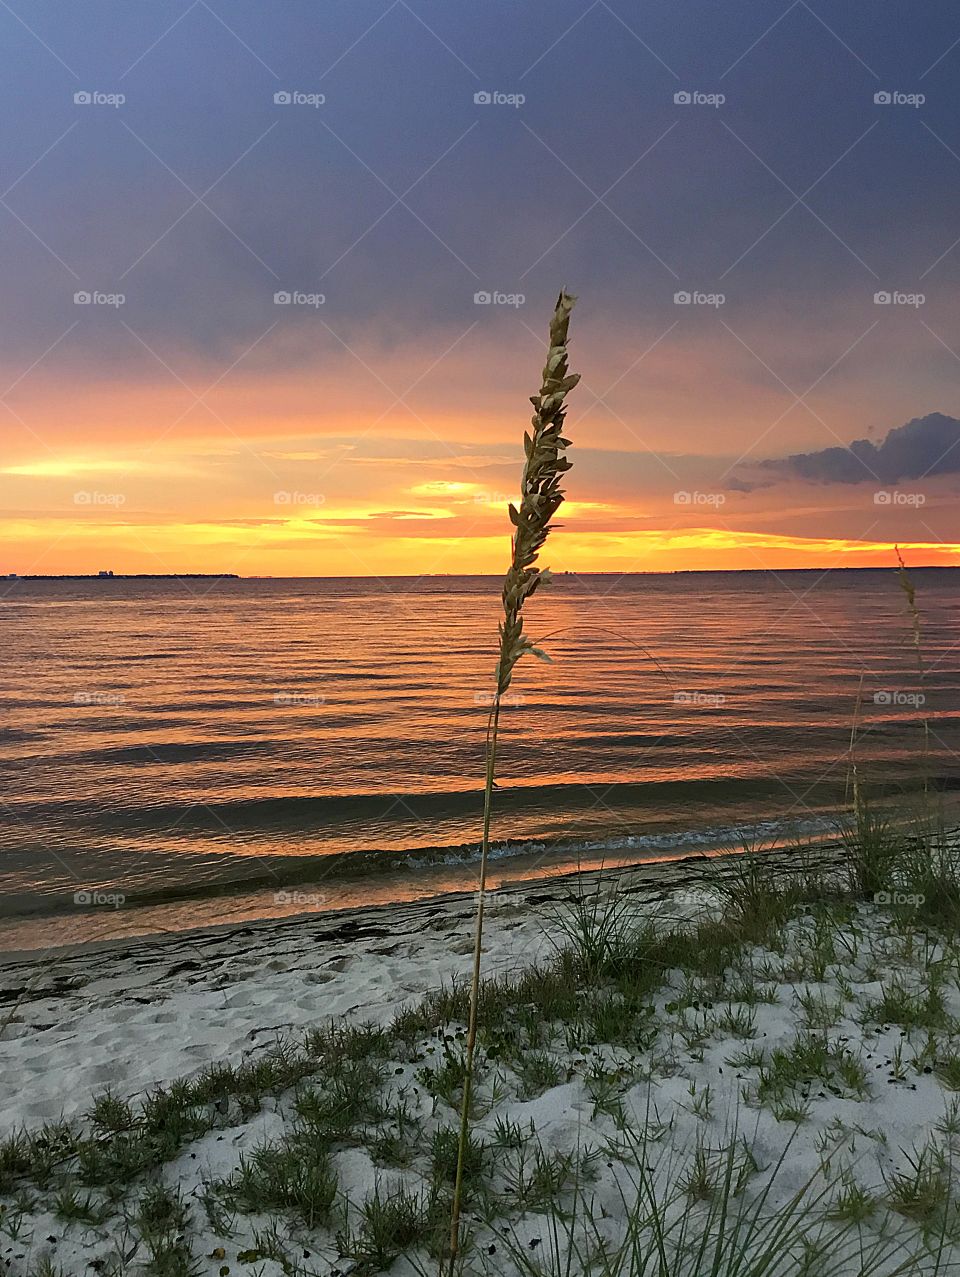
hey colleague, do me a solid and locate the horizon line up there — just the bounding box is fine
[9,563,960,582]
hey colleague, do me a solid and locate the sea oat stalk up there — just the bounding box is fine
[446,290,579,1271]
[895,546,929,791]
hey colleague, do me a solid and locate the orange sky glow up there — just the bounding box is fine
[4,320,959,577]
[4,2,960,581]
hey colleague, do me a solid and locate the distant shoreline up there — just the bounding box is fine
[4,565,958,582]
[6,573,240,580]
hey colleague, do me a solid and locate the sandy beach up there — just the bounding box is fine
[5,837,960,1275]
[0,849,807,1131]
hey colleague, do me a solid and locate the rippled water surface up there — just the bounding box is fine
[2,570,958,950]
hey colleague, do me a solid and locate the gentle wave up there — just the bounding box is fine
[2,570,958,946]
[1,813,844,921]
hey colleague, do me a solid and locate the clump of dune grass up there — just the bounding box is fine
[841,790,904,902]
[447,289,580,1271]
[493,1126,938,1277]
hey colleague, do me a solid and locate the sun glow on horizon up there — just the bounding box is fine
[3,376,959,578]
[5,510,959,579]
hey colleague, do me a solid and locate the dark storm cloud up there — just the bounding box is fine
[2,0,960,371]
[754,413,960,486]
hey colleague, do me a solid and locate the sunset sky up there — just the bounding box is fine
[3,1,960,576]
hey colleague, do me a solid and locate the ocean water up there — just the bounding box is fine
[1,569,958,951]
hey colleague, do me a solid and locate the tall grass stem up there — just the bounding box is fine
[446,290,580,1273]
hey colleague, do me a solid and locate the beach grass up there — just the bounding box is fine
[7,819,960,1274]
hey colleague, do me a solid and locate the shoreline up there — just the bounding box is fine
[0,811,844,936]
[5,793,953,957]
[0,836,850,977]
[0,838,847,1132]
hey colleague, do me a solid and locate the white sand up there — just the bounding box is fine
[3,845,959,1276]
[0,890,552,1132]
[0,850,798,1132]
